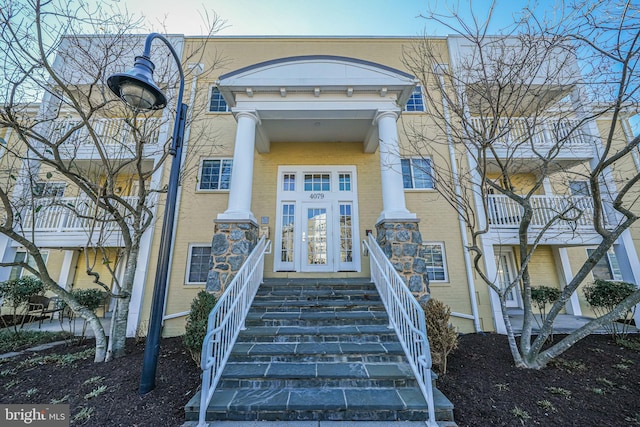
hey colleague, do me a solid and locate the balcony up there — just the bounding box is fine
[18,196,140,247]
[469,117,595,165]
[486,194,601,245]
[47,118,163,159]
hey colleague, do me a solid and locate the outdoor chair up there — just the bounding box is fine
[20,295,65,328]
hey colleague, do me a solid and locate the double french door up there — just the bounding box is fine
[275,167,360,272]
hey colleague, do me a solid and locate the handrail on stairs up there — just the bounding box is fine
[197,236,271,427]
[363,234,438,427]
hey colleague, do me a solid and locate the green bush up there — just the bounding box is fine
[584,279,636,338]
[422,298,458,374]
[531,286,561,329]
[70,288,107,312]
[0,276,45,332]
[183,291,217,366]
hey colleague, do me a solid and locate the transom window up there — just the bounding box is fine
[401,158,434,189]
[304,174,330,191]
[404,86,425,112]
[339,173,351,191]
[209,87,229,112]
[422,243,448,282]
[283,174,296,191]
[33,182,65,198]
[186,245,211,284]
[199,159,232,190]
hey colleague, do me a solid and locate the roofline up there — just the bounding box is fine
[184,35,447,40]
[219,55,416,81]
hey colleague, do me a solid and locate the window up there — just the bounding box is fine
[209,87,229,112]
[587,248,623,281]
[283,174,295,191]
[9,251,48,280]
[33,182,65,198]
[339,173,351,191]
[422,243,448,282]
[401,158,434,189]
[199,159,232,190]
[304,174,330,191]
[186,245,211,284]
[404,86,425,112]
[569,181,590,197]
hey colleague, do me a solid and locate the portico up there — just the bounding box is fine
[208,55,427,289]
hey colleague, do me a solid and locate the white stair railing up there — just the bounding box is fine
[362,234,438,427]
[198,236,271,427]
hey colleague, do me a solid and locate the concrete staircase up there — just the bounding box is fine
[185,278,454,423]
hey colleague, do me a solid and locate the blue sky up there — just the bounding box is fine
[112,0,544,36]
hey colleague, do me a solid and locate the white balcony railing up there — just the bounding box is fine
[20,196,140,233]
[47,118,162,149]
[487,194,596,230]
[469,117,590,149]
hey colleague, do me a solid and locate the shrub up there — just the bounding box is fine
[584,279,636,338]
[0,276,45,332]
[183,291,217,366]
[422,298,458,374]
[70,288,107,312]
[531,286,561,328]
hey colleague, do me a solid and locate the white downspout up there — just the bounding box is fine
[436,66,483,332]
[161,62,204,324]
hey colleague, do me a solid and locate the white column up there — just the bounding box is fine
[58,250,79,291]
[375,111,415,223]
[218,111,258,223]
[552,247,582,315]
[482,242,507,334]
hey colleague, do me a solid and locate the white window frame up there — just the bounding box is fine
[197,158,233,192]
[9,250,49,280]
[569,180,590,197]
[422,242,448,282]
[586,248,623,281]
[208,86,229,113]
[404,86,425,112]
[401,157,435,190]
[185,244,211,285]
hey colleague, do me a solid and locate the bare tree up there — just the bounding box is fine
[402,0,640,368]
[0,0,223,361]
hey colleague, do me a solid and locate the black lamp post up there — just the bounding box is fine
[107,33,188,395]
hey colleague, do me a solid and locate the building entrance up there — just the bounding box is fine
[275,166,360,272]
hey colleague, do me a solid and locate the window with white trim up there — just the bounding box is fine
[422,243,448,282]
[198,159,232,190]
[33,182,65,198]
[569,180,590,197]
[186,245,211,284]
[404,86,425,112]
[587,248,623,281]
[9,251,49,280]
[209,87,229,112]
[401,158,434,189]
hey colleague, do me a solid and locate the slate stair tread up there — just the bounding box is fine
[185,278,454,423]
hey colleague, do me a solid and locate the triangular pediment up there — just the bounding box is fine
[218,55,416,90]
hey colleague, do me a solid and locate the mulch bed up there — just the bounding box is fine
[0,333,638,426]
[439,333,640,426]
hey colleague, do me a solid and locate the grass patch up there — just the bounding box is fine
[0,330,72,353]
[84,385,107,400]
[50,395,70,404]
[72,407,94,424]
[24,387,38,397]
[494,383,510,391]
[17,348,94,370]
[511,406,531,425]
[591,387,606,395]
[546,386,572,398]
[596,378,616,388]
[536,399,556,412]
[616,338,640,351]
[83,376,104,386]
[548,357,587,373]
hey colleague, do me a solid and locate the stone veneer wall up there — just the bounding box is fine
[206,220,258,292]
[375,220,430,302]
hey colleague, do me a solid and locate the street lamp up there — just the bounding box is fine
[108,33,188,395]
